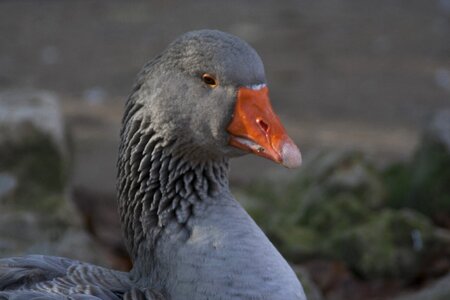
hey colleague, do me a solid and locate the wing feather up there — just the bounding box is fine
[0,255,164,300]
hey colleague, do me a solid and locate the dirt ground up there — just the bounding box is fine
[1,0,449,194]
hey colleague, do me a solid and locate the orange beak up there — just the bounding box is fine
[227,86,302,168]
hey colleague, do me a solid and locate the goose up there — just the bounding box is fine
[0,30,305,300]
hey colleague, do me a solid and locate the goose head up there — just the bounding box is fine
[135,29,301,168]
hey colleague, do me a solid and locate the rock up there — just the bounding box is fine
[243,149,449,280]
[0,90,66,150]
[243,150,386,260]
[0,90,69,211]
[429,110,450,151]
[0,90,108,266]
[385,110,450,221]
[394,272,450,300]
[322,209,434,280]
[0,172,16,199]
[292,150,385,231]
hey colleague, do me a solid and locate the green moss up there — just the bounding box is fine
[274,226,319,261]
[298,193,373,234]
[383,163,412,209]
[384,136,450,217]
[241,149,445,280]
[409,138,450,214]
[322,209,433,279]
[0,124,68,212]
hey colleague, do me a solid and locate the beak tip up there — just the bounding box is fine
[281,141,302,168]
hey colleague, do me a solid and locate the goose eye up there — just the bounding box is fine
[201,73,217,88]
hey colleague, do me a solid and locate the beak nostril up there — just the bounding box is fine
[257,119,269,133]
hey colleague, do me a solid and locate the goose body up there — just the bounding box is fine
[0,30,306,300]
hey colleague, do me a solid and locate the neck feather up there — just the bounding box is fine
[117,101,229,262]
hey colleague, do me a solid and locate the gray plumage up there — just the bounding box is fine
[0,30,306,299]
[0,255,163,300]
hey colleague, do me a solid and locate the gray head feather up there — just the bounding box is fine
[125,30,267,160]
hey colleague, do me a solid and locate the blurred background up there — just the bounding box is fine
[0,1,449,299]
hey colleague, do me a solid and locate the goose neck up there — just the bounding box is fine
[117,115,230,262]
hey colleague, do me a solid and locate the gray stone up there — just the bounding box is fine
[385,109,450,217]
[0,172,16,199]
[0,89,108,266]
[394,272,450,300]
[243,149,448,280]
[0,90,66,151]
[322,209,435,280]
[427,109,450,152]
